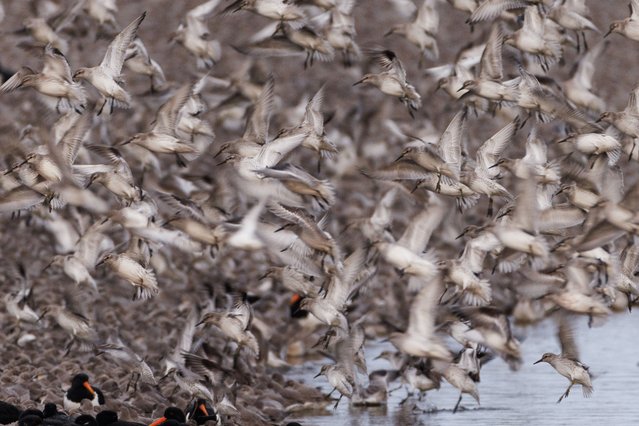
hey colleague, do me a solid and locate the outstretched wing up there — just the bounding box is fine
[100,12,147,78]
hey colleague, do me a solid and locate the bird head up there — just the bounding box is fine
[72,68,88,81]
[604,22,620,38]
[533,352,554,365]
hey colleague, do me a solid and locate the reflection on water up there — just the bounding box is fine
[287,313,639,425]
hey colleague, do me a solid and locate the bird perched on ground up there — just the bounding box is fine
[63,373,105,412]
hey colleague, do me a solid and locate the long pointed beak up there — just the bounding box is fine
[353,78,365,86]
[455,232,466,240]
[5,158,29,175]
[199,404,208,416]
[42,259,54,273]
[604,28,613,38]
[83,381,95,396]
[533,359,543,365]
[85,174,97,189]
[313,372,322,379]
[37,308,48,322]
[149,417,167,426]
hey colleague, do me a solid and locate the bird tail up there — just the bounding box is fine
[582,384,593,398]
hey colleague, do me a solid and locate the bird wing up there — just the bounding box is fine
[243,76,274,144]
[0,67,35,94]
[305,85,325,135]
[152,84,192,135]
[99,11,146,78]
[407,276,443,338]
[42,45,73,81]
[511,172,539,233]
[369,187,398,232]
[479,24,504,81]
[557,315,580,361]
[60,113,92,166]
[622,241,639,276]
[253,131,306,168]
[571,40,606,91]
[476,119,517,172]
[87,144,134,184]
[416,0,439,34]
[468,0,530,24]
[438,110,466,179]
[625,84,639,115]
[632,0,639,20]
[522,4,544,35]
[372,49,406,82]
[397,202,446,253]
[157,191,207,222]
[186,0,221,36]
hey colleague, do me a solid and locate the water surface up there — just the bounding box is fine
[288,313,639,425]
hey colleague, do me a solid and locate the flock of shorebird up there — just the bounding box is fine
[0,0,638,424]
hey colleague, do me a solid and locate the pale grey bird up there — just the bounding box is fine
[351,370,399,406]
[534,316,593,402]
[221,0,306,23]
[122,84,198,161]
[97,252,159,300]
[385,0,440,62]
[299,248,365,329]
[124,37,167,93]
[1,44,86,113]
[171,0,222,69]
[562,40,607,113]
[97,341,158,391]
[467,0,534,24]
[73,12,147,115]
[198,295,260,357]
[354,49,422,117]
[389,275,452,360]
[314,331,357,408]
[605,0,639,41]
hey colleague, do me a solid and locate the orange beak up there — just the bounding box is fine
[149,417,167,426]
[289,293,301,305]
[83,381,95,396]
[198,404,208,416]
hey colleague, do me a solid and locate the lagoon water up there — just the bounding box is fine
[288,313,639,425]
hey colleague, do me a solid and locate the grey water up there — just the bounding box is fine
[288,313,639,425]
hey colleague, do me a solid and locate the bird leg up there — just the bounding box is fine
[399,392,412,406]
[64,338,75,356]
[97,98,108,116]
[333,394,343,409]
[581,32,588,51]
[327,387,336,398]
[487,197,494,217]
[557,383,573,403]
[435,173,442,193]
[452,393,463,413]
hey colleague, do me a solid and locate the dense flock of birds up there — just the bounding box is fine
[1,0,639,424]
